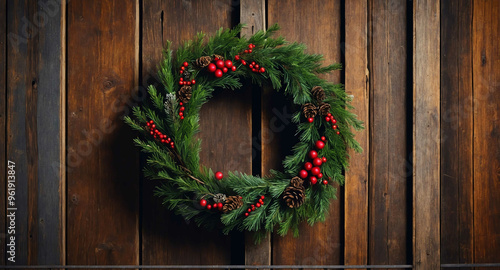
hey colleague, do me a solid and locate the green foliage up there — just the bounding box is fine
[125,24,363,238]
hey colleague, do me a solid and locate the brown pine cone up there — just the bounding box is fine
[302,103,318,119]
[177,85,192,103]
[283,184,306,208]
[311,86,326,101]
[222,196,243,213]
[195,56,213,68]
[318,102,331,116]
[213,54,224,61]
[290,176,304,188]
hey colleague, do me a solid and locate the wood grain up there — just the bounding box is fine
[268,0,343,266]
[67,0,139,265]
[240,0,271,268]
[473,0,500,266]
[0,0,6,264]
[344,0,369,268]
[141,0,245,266]
[369,0,410,267]
[413,0,440,269]
[440,0,474,267]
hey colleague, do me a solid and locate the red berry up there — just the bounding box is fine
[223,67,228,73]
[244,49,249,53]
[181,66,185,70]
[179,102,183,106]
[191,79,196,84]
[207,205,212,210]
[217,202,223,210]
[333,125,338,130]
[323,180,328,185]
[260,67,265,73]
[186,82,191,85]
[256,203,261,207]
[322,157,327,162]
[180,78,184,81]
[248,208,252,212]
[151,124,156,128]
[235,55,240,61]
[241,60,247,65]
[146,122,150,126]
[309,150,318,159]
[213,203,217,209]
[161,139,165,143]
[251,62,256,66]
[313,157,323,167]
[337,131,340,135]
[252,69,257,72]
[310,176,318,185]
[200,199,207,207]
[208,63,217,72]
[318,173,324,179]
[170,142,175,148]
[308,117,314,123]
[180,106,185,111]
[215,69,223,78]
[150,131,154,135]
[261,195,265,200]
[311,167,321,175]
[299,169,309,179]
[332,119,337,124]
[304,162,313,170]
[327,113,332,117]
[231,66,237,72]
[245,213,249,217]
[179,112,183,116]
[183,61,189,67]
[224,60,233,68]
[180,116,184,120]
[315,140,325,150]
[325,117,331,122]
[321,136,326,141]
[249,64,254,69]
[216,60,224,68]
[180,70,183,74]
[215,171,224,180]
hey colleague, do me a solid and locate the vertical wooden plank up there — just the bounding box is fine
[141,0,244,266]
[440,0,473,267]
[240,0,271,268]
[268,0,343,266]
[67,0,139,265]
[413,0,440,269]
[0,0,6,264]
[344,0,369,268]
[473,0,500,266]
[369,0,410,267]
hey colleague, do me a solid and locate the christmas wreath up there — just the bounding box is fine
[125,24,362,239]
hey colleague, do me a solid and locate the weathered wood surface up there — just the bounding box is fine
[369,0,410,267]
[141,0,245,266]
[67,0,139,265]
[413,0,441,269]
[440,0,474,267]
[344,0,369,268]
[473,0,500,266]
[268,0,343,266]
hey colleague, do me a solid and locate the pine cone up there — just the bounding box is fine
[213,193,227,203]
[311,86,326,101]
[290,176,304,188]
[318,102,331,116]
[283,184,306,208]
[213,54,224,61]
[223,196,243,213]
[195,56,212,68]
[177,85,192,103]
[302,103,318,119]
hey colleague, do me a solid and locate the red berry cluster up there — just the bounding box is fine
[146,120,174,149]
[234,44,266,73]
[207,57,237,78]
[178,102,185,120]
[179,61,196,86]
[199,199,223,211]
[244,195,265,217]
[325,113,340,135]
[298,137,329,185]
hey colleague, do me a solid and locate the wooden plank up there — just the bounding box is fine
[368,0,410,266]
[267,0,343,266]
[0,0,6,265]
[141,0,244,266]
[473,0,500,266]
[440,0,474,266]
[67,0,139,265]
[344,0,369,268]
[240,0,271,268]
[413,0,440,269]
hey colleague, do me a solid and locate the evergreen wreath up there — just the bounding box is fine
[125,24,363,239]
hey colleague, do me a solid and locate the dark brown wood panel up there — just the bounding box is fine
[141,0,246,266]
[0,0,6,264]
[67,0,139,265]
[473,0,500,266]
[268,0,343,266]
[413,0,440,269]
[344,0,369,267]
[440,0,474,266]
[369,0,410,267]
